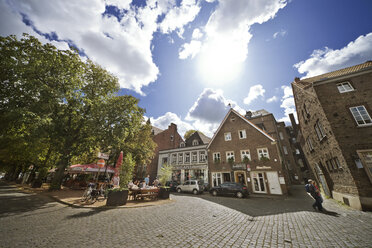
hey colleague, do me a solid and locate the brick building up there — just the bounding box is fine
[207,108,288,195]
[143,123,183,183]
[292,61,372,210]
[245,110,306,185]
[158,131,211,184]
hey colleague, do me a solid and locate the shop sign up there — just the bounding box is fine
[246,164,251,171]
[256,166,271,169]
[98,152,109,160]
[232,163,246,170]
[173,165,207,170]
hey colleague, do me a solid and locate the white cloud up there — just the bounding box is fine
[243,84,266,105]
[179,40,202,59]
[150,112,194,137]
[278,85,295,124]
[186,88,244,123]
[266,96,278,103]
[192,28,203,39]
[294,32,372,78]
[273,29,287,39]
[159,0,201,37]
[147,88,246,137]
[190,0,287,84]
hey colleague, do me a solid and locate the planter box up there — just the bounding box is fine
[106,190,128,206]
[159,187,170,199]
[31,180,43,188]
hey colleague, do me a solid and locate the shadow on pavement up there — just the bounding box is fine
[65,207,112,219]
[0,183,55,218]
[182,185,341,217]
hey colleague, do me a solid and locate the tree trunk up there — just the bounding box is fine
[50,155,70,190]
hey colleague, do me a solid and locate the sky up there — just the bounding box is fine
[1,0,372,138]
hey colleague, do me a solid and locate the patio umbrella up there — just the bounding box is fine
[69,163,116,174]
[112,151,123,187]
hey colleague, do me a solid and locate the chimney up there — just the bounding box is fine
[294,77,300,83]
[245,111,252,119]
[289,113,298,134]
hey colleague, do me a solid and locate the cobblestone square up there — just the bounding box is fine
[0,184,371,248]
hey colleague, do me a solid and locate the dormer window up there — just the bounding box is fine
[180,142,185,148]
[192,140,199,146]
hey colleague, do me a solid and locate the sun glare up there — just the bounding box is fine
[197,40,243,86]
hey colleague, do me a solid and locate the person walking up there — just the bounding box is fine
[305,179,323,211]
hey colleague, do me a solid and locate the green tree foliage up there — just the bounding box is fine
[119,153,135,189]
[0,34,155,189]
[159,164,172,186]
[184,130,197,140]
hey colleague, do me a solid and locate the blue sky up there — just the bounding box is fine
[1,0,372,137]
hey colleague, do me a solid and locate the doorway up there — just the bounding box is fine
[234,171,246,185]
[266,171,282,195]
[251,172,266,193]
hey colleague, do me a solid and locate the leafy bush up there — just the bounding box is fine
[159,164,172,187]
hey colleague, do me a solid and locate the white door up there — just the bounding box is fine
[266,171,282,195]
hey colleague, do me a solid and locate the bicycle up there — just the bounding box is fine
[81,182,112,204]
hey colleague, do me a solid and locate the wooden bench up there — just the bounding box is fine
[130,188,159,201]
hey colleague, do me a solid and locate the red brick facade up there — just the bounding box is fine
[207,109,288,195]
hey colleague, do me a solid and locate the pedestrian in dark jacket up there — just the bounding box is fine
[305,179,323,211]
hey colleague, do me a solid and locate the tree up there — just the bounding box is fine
[0,34,155,189]
[119,153,135,189]
[184,130,197,140]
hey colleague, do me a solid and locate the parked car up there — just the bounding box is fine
[176,180,204,195]
[165,181,179,192]
[209,182,249,198]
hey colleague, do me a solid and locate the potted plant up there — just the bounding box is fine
[106,152,134,206]
[158,164,172,199]
[228,157,235,165]
[214,157,220,164]
[242,156,250,164]
[259,155,270,162]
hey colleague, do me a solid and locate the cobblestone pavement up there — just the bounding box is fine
[0,183,372,248]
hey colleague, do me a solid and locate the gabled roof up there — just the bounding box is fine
[293,61,372,87]
[151,126,163,136]
[207,109,276,149]
[197,132,211,144]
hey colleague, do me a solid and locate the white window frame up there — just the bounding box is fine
[350,106,372,126]
[180,142,185,148]
[213,152,221,162]
[337,81,354,93]
[171,154,177,164]
[279,132,284,140]
[192,151,198,162]
[226,151,235,161]
[178,153,183,164]
[257,148,269,159]
[306,137,314,152]
[192,140,199,146]
[199,151,206,162]
[185,152,190,163]
[212,172,222,187]
[314,120,326,141]
[240,150,251,162]
[239,130,246,139]
[224,132,232,141]
[283,146,288,155]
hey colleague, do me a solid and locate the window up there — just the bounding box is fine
[224,132,232,141]
[226,151,235,161]
[239,130,246,139]
[185,152,190,163]
[295,149,300,154]
[199,151,206,162]
[178,153,183,164]
[170,135,174,141]
[192,152,197,162]
[283,146,288,155]
[306,137,314,152]
[213,152,220,163]
[180,142,185,148]
[350,106,372,126]
[337,81,354,93]
[279,132,284,140]
[171,154,177,164]
[212,172,222,187]
[192,140,199,146]
[326,160,333,172]
[240,150,251,162]
[314,120,326,141]
[257,148,269,159]
[334,157,342,169]
[304,103,310,115]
